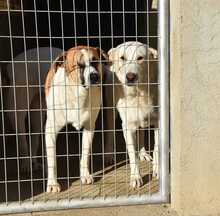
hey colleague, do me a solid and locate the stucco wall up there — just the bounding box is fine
[170,0,220,215]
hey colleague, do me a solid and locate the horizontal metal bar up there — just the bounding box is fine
[0,126,159,135]
[0,35,159,39]
[0,10,158,14]
[0,105,160,112]
[0,149,155,160]
[0,193,166,215]
[0,60,158,64]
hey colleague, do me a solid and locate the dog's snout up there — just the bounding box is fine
[126,72,137,83]
[90,73,100,84]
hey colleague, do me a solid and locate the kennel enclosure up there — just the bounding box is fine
[0,0,169,213]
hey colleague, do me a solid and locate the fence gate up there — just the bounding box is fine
[0,0,169,214]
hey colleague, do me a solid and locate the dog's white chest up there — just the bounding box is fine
[46,68,101,130]
[117,95,153,129]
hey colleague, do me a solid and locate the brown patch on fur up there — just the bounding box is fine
[45,46,108,97]
[45,52,66,97]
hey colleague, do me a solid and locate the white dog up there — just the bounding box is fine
[104,41,159,188]
[45,46,107,192]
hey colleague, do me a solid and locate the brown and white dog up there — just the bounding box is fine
[104,41,159,188]
[45,46,107,192]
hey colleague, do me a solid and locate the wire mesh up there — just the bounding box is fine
[0,0,169,214]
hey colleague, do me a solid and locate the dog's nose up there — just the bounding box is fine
[90,73,100,84]
[126,72,137,83]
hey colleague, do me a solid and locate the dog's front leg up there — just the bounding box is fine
[80,128,94,184]
[123,126,143,188]
[45,120,62,193]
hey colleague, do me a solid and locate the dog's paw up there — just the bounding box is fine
[139,147,152,162]
[81,169,94,185]
[46,182,61,193]
[81,174,94,185]
[130,173,143,189]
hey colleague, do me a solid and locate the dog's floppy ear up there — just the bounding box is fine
[107,47,116,65]
[45,52,66,97]
[148,47,158,59]
[65,48,79,73]
[48,51,66,73]
[51,52,66,72]
[148,47,158,84]
[96,47,109,65]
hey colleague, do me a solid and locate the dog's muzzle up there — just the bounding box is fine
[126,72,138,85]
[90,72,100,85]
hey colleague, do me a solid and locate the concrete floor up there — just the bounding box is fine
[0,159,166,216]
[30,160,158,202]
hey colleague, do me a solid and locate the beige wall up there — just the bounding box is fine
[170,0,220,215]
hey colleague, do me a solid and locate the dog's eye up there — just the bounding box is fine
[91,57,97,62]
[137,56,144,61]
[91,57,99,67]
[120,56,125,61]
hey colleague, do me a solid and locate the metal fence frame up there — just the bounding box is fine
[0,0,169,214]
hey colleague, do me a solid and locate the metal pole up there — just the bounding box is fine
[158,0,170,202]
